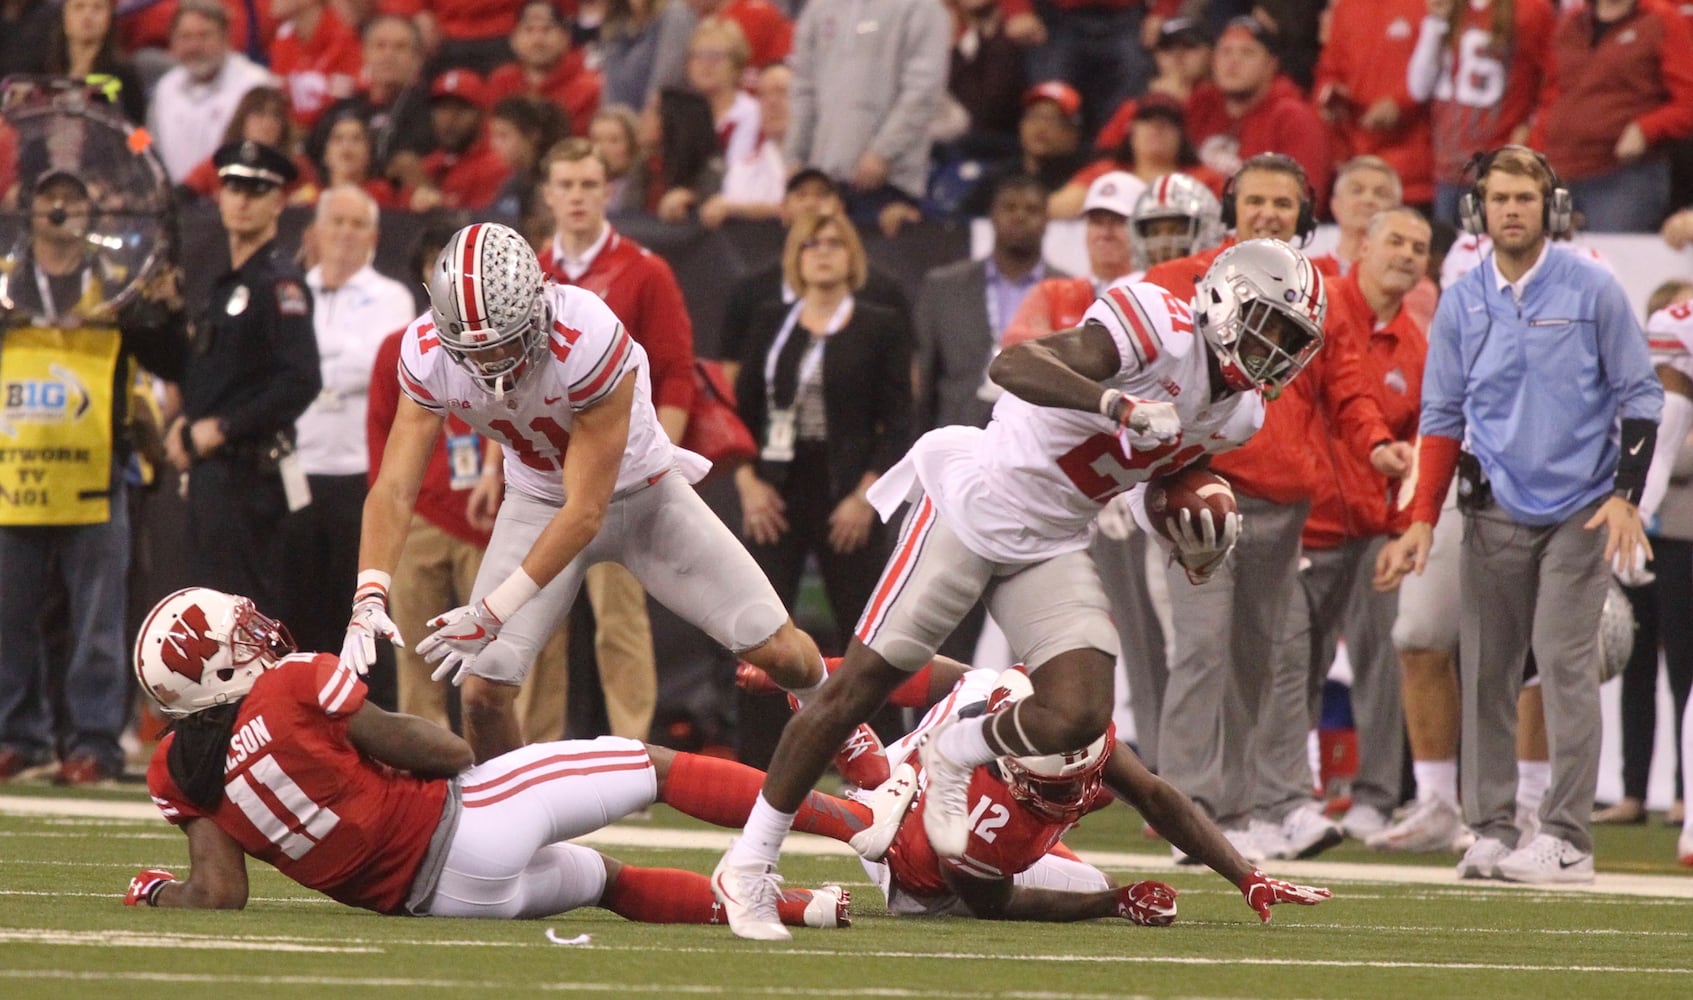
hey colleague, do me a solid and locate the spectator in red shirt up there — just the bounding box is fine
[303,109,407,208]
[1052,94,1225,219]
[686,0,791,73]
[1531,0,1693,232]
[1001,0,1153,136]
[1093,16,1213,153]
[1186,16,1332,217]
[381,0,519,74]
[1406,0,1556,225]
[412,68,509,210]
[486,1,603,138]
[1314,0,1434,210]
[270,0,363,130]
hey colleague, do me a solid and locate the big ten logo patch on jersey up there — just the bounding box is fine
[0,325,120,525]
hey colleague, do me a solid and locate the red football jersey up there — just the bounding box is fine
[1424,0,1556,181]
[146,655,450,915]
[885,762,1110,899]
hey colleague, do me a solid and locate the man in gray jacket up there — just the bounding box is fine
[784,0,950,226]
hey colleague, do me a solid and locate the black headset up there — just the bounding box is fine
[1219,153,1317,245]
[1457,144,1572,237]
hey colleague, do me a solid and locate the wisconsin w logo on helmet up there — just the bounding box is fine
[160,604,219,682]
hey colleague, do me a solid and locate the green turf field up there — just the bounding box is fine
[3,782,1691,999]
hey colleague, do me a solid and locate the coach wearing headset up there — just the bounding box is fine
[1378,145,1661,884]
[1143,153,1408,864]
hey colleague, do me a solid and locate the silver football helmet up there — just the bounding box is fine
[1193,238,1326,396]
[426,222,549,396]
[1131,173,1223,270]
[133,588,295,718]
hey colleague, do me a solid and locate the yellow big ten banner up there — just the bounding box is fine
[0,324,121,525]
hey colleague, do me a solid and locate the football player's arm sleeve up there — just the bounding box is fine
[152,818,250,909]
[345,700,474,778]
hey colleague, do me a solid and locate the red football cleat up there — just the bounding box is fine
[735,661,783,696]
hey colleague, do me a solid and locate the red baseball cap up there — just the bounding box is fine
[1023,81,1083,125]
[430,69,488,109]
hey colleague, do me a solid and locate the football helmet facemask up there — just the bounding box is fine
[133,588,295,718]
[1132,173,1224,270]
[426,222,550,398]
[1193,238,1326,395]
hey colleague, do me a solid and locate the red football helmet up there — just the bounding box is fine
[986,669,1114,822]
[133,588,295,718]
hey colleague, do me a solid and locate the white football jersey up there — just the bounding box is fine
[396,284,698,504]
[1647,301,1693,378]
[873,279,1263,563]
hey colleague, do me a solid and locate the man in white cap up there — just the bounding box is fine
[1002,170,1143,347]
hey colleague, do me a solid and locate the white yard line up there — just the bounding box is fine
[6,793,1691,899]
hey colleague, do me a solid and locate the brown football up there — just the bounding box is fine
[1144,467,1236,541]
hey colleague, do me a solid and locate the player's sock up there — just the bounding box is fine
[725,793,795,867]
[602,866,720,923]
[787,654,829,707]
[792,789,873,841]
[660,753,768,827]
[887,663,934,709]
[1413,759,1459,808]
[1517,760,1550,818]
[774,888,820,927]
[940,715,997,767]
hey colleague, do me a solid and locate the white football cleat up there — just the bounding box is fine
[918,719,976,860]
[800,884,852,929]
[1677,831,1693,867]
[847,762,919,861]
[1366,796,1462,854]
[1339,803,1388,840]
[1280,803,1344,859]
[1223,825,1267,863]
[1495,833,1594,885]
[1455,835,1513,880]
[711,842,790,941]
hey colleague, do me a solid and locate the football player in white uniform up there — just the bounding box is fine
[713,238,1328,940]
[340,223,824,762]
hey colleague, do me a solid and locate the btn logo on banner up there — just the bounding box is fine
[0,326,120,525]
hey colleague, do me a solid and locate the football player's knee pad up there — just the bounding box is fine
[471,640,531,686]
[727,600,791,657]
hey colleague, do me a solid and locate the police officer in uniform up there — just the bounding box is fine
[164,140,321,613]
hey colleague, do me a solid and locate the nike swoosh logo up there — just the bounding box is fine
[1558,856,1586,869]
[1629,439,1645,455]
[544,395,563,405]
[1467,305,1485,313]
[447,625,488,642]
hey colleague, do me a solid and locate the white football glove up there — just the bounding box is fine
[1101,389,1181,448]
[417,600,504,686]
[340,599,404,677]
[1169,506,1241,585]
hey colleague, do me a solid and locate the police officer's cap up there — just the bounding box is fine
[213,140,297,190]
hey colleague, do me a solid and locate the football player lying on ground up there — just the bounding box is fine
[736,657,1332,924]
[121,587,849,928]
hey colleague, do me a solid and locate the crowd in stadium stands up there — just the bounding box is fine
[3,0,1693,882]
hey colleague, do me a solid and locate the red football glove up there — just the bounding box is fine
[1239,869,1332,923]
[1115,879,1178,926]
[124,868,177,907]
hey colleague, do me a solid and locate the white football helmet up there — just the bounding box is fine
[1131,173,1223,270]
[1193,238,1326,395]
[426,222,549,396]
[985,669,1113,823]
[133,588,295,718]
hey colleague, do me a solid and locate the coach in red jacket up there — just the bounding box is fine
[1278,207,1432,843]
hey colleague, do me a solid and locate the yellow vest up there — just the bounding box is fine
[0,324,122,525]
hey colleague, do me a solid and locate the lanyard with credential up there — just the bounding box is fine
[761,294,853,462]
[34,264,92,325]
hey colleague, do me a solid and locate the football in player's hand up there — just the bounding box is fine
[1145,467,1236,542]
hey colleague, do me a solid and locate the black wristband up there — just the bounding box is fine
[178,421,196,460]
[1613,417,1657,506]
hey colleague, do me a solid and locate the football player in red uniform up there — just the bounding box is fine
[123,587,849,929]
[741,658,1332,924]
